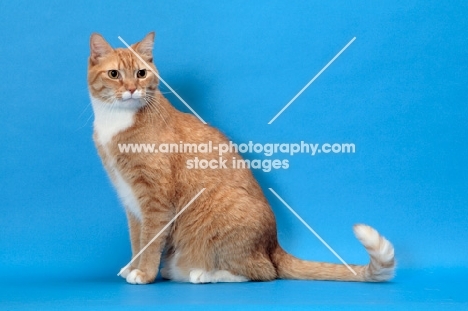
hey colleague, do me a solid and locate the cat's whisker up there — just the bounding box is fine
[144,96,168,126]
[151,94,170,122]
[144,98,156,126]
[145,93,169,117]
[154,90,172,95]
[78,102,92,120]
[149,95,165,123]
[85,112,94,124]
[74,111,94,132]
[144,93,159,127]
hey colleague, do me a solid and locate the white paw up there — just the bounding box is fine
[126,269,146,284]
[213,270,249,283]
[189,269,209,284]
[119,266,132,279]
[189,269,248,283]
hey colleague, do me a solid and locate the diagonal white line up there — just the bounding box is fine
[117,188,206,276]
[268,37,356,124]
[268,188,357,275]
[118,36,207,124]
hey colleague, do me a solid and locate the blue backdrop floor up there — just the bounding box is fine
[2,268,466,310]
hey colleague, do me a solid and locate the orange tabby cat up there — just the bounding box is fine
[88,32,395,284]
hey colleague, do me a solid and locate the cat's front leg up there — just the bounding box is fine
[126,209,171,285]
[119,211,141,279]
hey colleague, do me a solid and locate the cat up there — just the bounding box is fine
[88,32,395,284]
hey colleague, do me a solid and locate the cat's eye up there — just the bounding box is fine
[108,70,120,79]
[137,69,147,78]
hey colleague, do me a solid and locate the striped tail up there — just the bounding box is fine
[273,224,395,282]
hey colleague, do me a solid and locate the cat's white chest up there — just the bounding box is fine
[91,97,137,146]
[105,154,142,221]
[91,96,142,220]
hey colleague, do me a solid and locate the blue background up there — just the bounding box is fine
[1,0,467,309]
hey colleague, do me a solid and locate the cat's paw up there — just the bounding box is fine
[189,269,209,284]
[126,269,151,285]
[119,266,132,279]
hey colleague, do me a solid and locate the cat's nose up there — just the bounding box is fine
[128,87,136,94]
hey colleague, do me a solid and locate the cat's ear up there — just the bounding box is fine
[90,33,113,65]
[132,32,155,63]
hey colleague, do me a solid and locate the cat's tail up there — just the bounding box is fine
[272,224,395,282]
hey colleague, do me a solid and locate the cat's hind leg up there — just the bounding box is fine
[162,250,248,283]
[160,250,191,282]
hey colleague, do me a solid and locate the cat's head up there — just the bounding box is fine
[88,32,158,108]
